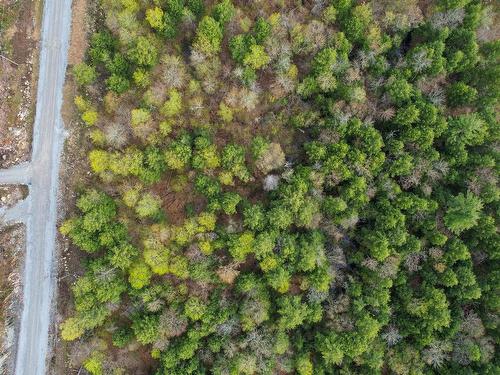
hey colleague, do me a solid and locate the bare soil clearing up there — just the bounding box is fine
[67,0,89,65]
[0,224,25,374]
[0,0,41,168]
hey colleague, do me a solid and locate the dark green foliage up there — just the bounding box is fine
[73,63,97,86]
[138,146,167,184]
[60,190,120,253]
[186,0,204,17]
[88,31,117,65]
[165,134,193,170]
[386,77,414,104]
[193,16,223,55]
[212,0,234,26]
[62,1,499,374]
[438,0,471,11]
[106,74,130,94]
[242,204,267,231]
[253,17,271,44]
[339,4,372,44]
[229,34,252,63]
[105,54,130,76]
[277,296,310,329]
[127,36,158,67]
[444,193,483,234]
[446,29,479,73]
[60,259,127,340]
[112,327,134,348]
[195,174,221,197]
[220,191,241,215]
[132,313,160,344]
[228,16,271,83]
[447,82,478,107]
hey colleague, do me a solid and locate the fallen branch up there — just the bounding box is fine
[0,54,19,66]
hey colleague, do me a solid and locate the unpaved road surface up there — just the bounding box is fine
[0,0,73,374]
[0,163,32,185]
[0,197,30,224]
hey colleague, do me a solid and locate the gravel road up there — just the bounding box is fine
[0,163,31,185]
[0,197,29,224]
[7,0,73,374]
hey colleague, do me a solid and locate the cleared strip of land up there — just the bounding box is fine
[0,164,31,185]
[5,0,73,374]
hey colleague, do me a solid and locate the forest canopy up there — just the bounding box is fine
[61,0,498,374]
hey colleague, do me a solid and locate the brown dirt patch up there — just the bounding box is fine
[151,172,204,226]
[0,184,28,208]
[9,1,36,63]
[67,0,89,66]
[0,224,25,374]
[0,0,41,168]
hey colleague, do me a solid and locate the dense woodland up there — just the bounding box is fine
[60,0,498,374]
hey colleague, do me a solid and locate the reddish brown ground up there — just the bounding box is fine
[0,184,28,209]
[0,0,41,168]
[0,224,25,373]
[67,0,89,66]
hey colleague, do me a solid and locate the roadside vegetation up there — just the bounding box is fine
[60,0,498,374]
